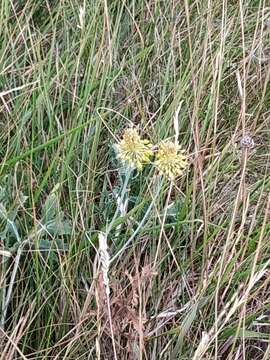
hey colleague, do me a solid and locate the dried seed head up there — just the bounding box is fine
[240,135,255,150]
[265,19,270,28]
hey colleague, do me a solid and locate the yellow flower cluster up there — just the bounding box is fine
[116,128,188,179]
[115,128,153,171]
[155,141,187,180]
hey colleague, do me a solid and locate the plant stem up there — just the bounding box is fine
[110,179,163,263]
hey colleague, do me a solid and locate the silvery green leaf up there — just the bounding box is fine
[46,218,72,236]
[42,183,61,222]
[38,239,68,251]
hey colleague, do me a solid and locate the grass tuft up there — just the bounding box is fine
[0,0,270,358]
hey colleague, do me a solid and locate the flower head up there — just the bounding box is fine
[115,128,153,170]
[155,141,187,179]
[240,135,255,150]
